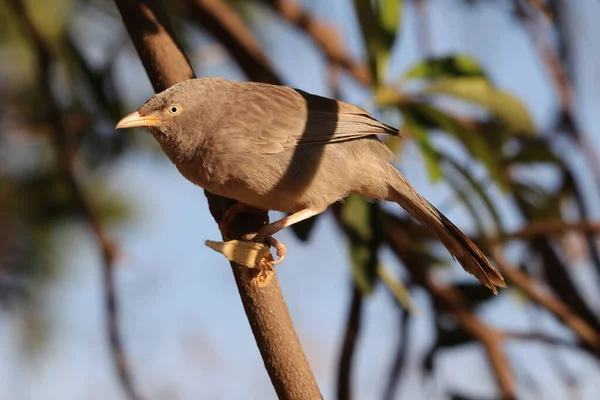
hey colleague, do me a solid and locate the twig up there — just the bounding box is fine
[113,1,321,398]
[180,0,282,84]
[7,0,140,399]
[261,0,372,86]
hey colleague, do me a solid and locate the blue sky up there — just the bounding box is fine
[2,0,600,399]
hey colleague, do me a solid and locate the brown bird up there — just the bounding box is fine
[116,78,506,293]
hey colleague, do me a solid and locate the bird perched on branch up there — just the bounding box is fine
[116,78,506,293]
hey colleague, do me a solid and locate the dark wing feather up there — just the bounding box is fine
[220,82,399,154]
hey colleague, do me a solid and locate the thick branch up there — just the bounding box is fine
[8,1,139,399]
[261,0,372,86]
[180,0,282,84]
[113,1,321,398]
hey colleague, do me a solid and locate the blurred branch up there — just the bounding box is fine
[386,216,516,400]
[507,220,600,239]
[502,331,577,348]
[180,0,282,84]
[527,0,554,21]
[516,0,600,185]
[7,1,140,399]
[113,1,321,399]
[412,0,432,57]
[337,284,364,400]
[493,246,600,355]
[383,308,410,400]
[261,0,372,86]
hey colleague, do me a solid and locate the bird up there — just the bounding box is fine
[116,77,506,294]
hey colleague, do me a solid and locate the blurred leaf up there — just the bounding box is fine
[341,196,379,293]
[441,153,505,235]
[353,0,381,83]
[404,54,487,80]
[378,265,414,312]
[355,0,402,83]
[407,103,508,190]
[508,139,561,165]
[513,182,563,221]
[401,110,444,182]
[423,325,474,372]
[449,394,481,400]
[424,78,535,135]
[290,214,319,242]
[454,282,496,308]
[379,0,402,36]
[378,0,402,58]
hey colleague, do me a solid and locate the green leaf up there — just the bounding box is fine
[401,110,444,182]
[508,139,561,165]
[341,196,379,294]
[290,214,319,242]
[353,0,382,84]
[378,0,402,52]
[378,265,414,312]
[407,103,508,191]
[513,182,563,221]
[454,282,497,307]
[404,54,487,80]
[440,153,505,235]
[355,0,403,84]
[424,78,535,135]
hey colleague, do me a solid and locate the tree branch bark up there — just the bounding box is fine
[113,1,321,399]
[180,0,282,85]
[261,0,372,86]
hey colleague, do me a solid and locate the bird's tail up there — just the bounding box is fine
[386,167,506,294]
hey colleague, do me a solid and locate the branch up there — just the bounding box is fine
[386,217,516,400]
[506,220,600,240]
[383,308,410,400]
[337,284,364,400]
[180,0,282,84]
[516,0,600,185]
[527,0,555,22]
[7,1,140,399]
[261,0,372,86]
[113,1,321,398]
[493,246,600,355]
[501,331,577,349]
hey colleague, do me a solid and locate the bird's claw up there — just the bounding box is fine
[250,233,287,266]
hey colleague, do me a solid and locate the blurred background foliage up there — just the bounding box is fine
[1,0,600,399]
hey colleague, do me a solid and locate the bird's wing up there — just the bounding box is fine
[221,83,400,154]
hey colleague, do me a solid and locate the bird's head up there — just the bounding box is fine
[115,79,213,162]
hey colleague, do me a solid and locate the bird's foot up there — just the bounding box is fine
[218,202,262,241]
[244,232,287,265]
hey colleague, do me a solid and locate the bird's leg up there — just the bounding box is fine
[250,208,324,264]
[219,202,262,241]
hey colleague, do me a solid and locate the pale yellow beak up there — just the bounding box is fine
[115,111,161,129]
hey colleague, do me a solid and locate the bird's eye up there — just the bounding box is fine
[167,104,182,116]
